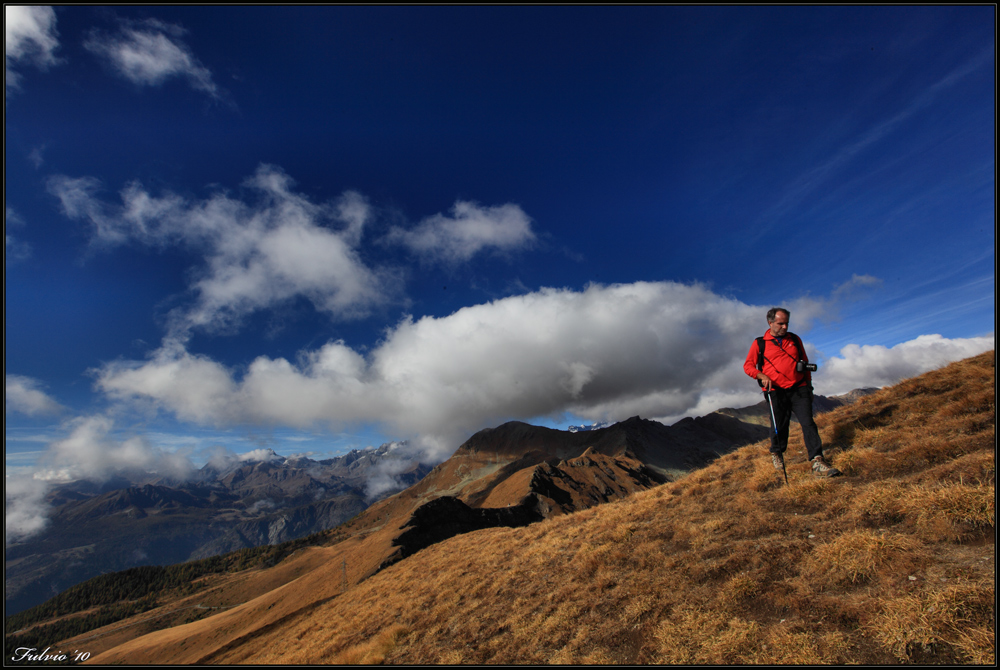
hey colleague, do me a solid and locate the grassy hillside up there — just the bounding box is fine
[84,351,996,665]
[5,351,985,664]
[3,531,346,661]
[42,414,756,662]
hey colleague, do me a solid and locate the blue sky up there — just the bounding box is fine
[5,6,995,485]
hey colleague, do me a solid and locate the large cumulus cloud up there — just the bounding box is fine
[97,281,756,458]
[96,280,994,461]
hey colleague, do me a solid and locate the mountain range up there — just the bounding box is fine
[4,390,877,618]
[4,443,429,615]
[3,378,917,664]
[5,396,787,617]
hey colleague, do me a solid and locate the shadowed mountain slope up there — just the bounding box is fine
[379,411,771,567]
[83,351,993,665]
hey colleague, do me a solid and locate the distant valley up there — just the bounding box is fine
[4,444,429,615]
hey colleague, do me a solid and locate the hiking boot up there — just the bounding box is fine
[771,453,784,472]
[812,455,841,477]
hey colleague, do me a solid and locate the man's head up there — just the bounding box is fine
[767,307,789,338]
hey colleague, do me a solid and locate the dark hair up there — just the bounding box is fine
[766,307,790,323]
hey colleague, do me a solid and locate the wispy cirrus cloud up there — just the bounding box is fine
[84,18,222,100]
[765,48,994,224]
[5,5,60,94]
[5,207,32,261]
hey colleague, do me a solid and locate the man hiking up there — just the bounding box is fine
[744,307,840,478]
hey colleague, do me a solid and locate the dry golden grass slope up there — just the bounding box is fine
[50,417,690,662]
[91,352,995,665]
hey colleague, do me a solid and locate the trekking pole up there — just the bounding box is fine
[764,390,788,486]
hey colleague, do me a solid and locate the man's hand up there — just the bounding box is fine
[757,372,773,391]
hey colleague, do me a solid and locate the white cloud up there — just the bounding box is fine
[48,165,398,339]
[5,476,50,545]
[5,206,25,228]
[364,450,421,500]
[203,446,283,472]
[97,281,763,460]
[46,176,120,241]
[28,144,46,169]
[247,499,277,514]
[5,207,32,261]
[5,375,64,416]
[84,19,220,99]
[238,448,282,463]
[5,5,59,93]
[48,166,539,342]
[386,200,535,264]
[34,415,195,484]
[785,274,883,330]
[6,415,200,543]
[95,280,994,462]
[814,334,995,396]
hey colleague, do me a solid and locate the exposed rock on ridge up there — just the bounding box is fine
[375,413,768,573]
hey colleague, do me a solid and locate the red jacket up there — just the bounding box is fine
[743,330,811,390]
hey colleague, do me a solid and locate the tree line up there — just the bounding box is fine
[4,526,347,654]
